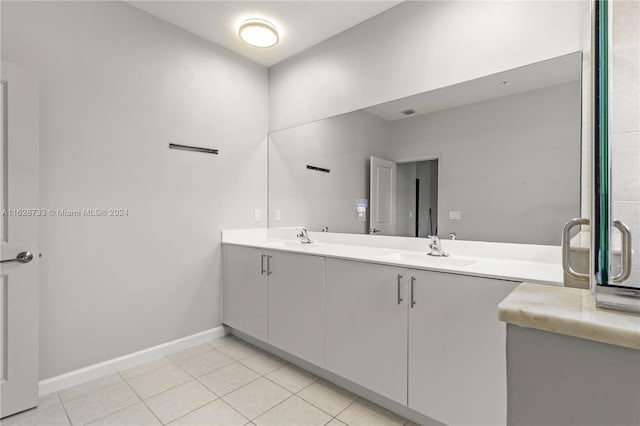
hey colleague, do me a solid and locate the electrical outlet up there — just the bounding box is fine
[254,209,261,222]
[449,211,462,220]
[275,209,281,221]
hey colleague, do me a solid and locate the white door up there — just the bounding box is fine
[369,156,396,235]
[408,270,517,426]
[268,252,324,366]
[0,62,40,418]
[223,245,268,341]
[325,259,408,404]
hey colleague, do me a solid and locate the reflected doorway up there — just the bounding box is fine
[397,159,439,238]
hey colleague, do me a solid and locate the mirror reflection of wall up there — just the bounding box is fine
[269,53,581,245]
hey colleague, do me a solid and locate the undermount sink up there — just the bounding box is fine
[266,240,320,249]
[376,252,477,268]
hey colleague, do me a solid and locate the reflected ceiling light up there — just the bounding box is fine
[239,18,279,48]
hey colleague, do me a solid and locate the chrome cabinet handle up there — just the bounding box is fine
[0,251,34,264]
[261,254,266,275]
[562,218,590,281]
[397,274,403,304]
[267,255,273,275]
[410,277,416,308]
[613,220,632,283]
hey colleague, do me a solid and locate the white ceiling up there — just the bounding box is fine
[128,1,401,67]
[365,52,582,121]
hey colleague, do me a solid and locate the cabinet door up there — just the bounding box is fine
[408,270,517,426]
[325,259,408,404]
[268,252,325,366]
[223,245,268,341]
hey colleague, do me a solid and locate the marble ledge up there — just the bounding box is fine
[498,282,640,350]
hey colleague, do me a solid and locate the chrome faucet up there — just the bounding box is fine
[427,235,449,257]
[296,227,313,244]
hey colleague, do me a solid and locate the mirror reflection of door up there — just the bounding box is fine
[369,156,397,235]
[397,160,439,238]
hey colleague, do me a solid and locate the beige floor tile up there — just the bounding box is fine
[253,396,331,426]
[222,378,291,420]
[86,402,161,426]
[238,352,284,376]
[198,362,260,396]
[207,335,239,349]
[325,419,347,426]
[0,403,70,426]
[63,382,140,425]
[145,380,216,424]
[170,399,248,426]
[215,340,258,360]
[297,380,356,417]
[168,344,214,363]
[59,373,124,403]
[120,357,173,380]
[38,392,63,410]
[265,364,317,393]
[126,364,192,399]
[337,399,406,426]
[176,350,235,378]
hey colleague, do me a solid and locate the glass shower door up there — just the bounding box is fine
[593,0,640,312]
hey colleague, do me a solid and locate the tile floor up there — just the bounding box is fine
[2,335,414,426]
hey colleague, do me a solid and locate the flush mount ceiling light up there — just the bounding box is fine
[239,18,279,48]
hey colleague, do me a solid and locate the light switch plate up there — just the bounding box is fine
[449,211,462,220]
[254,209,261,222]
[275,209,281,221]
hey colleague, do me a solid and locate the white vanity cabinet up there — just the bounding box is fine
[324,258,409,405]
[407,270,518,426]
[268,251,325,366]
[223,242,519,425]
[223,245,325,365]
[223,245,269,341]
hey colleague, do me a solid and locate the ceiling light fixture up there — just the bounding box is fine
[239,18,279,48]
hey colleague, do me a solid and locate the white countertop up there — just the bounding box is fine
[222,228,564,285]
[499,283,640,350]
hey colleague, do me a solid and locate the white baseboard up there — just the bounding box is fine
[39,326,228,396]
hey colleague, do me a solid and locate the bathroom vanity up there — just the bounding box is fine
[499,283,640,425]
[222,228,563,425]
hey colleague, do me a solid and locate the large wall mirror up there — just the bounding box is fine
[269,52,582,245]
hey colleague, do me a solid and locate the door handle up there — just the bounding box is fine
[612,220,632,283]
[562,218,590,281]
[261,254,266,275]
[410,276,416,308]
[0,251,34,264]
[267,255,273,275]
[397,274,403,304]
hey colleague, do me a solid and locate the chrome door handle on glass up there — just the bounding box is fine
[612,220,632,283]
[561,218,590,281]
[0,251,34,264]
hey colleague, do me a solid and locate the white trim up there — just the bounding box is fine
[38,326,228,396]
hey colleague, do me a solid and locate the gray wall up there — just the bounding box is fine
[269,1,580,131]
[1,2,268,379]
[269,110,390,234]
[390,82,581,245]
[507,325,640,426]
